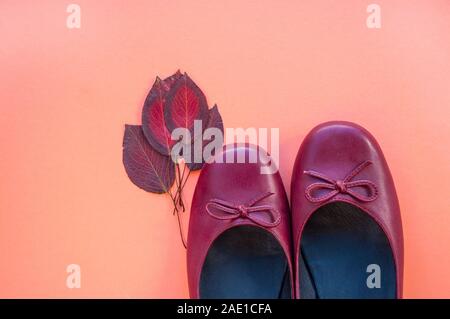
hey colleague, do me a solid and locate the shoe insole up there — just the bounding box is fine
[300,202,396,299]
[200,225,291,299]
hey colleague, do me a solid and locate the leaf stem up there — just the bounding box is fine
[171,186,181,215]
[168,187,187,248]
[180,169,191,190]
[167,189,179,214]
[176,163,185,211]
[176,208,187,249]
[168,163,191,249]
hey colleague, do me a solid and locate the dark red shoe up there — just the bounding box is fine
[291,122,403,299]
[187,144,294,298]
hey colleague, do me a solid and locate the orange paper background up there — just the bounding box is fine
[1,0,449,298]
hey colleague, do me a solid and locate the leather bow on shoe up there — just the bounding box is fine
[205,192,281,227]
[303,160,378,203]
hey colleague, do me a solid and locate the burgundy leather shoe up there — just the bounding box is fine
[187,144,294,299]
[291,122,403,299]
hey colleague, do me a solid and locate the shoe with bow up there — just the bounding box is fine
[187,144,294,299]
[291,121,403,299]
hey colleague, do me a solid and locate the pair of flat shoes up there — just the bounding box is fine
[187,121,403,299]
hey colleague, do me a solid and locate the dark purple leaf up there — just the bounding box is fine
[142,71,182,156]
[187,104,224,171]
[123,125,175,193]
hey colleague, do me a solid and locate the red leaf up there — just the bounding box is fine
[142,71,183,156]
[187,104,224,171]
[123,125,175,193]
[161,70,182,92]
[164,73,209,142]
